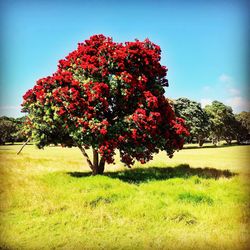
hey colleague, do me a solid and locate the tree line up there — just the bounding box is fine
[1,98,249,146]
[0,116,27,144]
[172,98,250,146]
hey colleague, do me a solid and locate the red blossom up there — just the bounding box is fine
[22,34,189,168]
[100,128,107,135]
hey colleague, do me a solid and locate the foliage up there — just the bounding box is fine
[204,101,240,144]
[0,116,26,144]
[13,116,27,142]
[236,111,250,134]
[0,116,16,144]
[227,118,248,144]
[22,34,189,174]
[173,98,210,146]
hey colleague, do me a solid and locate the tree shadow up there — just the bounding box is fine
[183,143,240,150]
[0,143,33,146]
[68,164,237,184]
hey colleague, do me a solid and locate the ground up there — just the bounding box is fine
[0,143,249,250]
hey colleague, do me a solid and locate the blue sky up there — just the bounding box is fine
[0,0,249,117]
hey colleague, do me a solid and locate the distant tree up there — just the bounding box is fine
[0,117,17,144]
[0,116,28,144]
[204,101,238,145]
[22,35,189,175]
[236,112,250,133]
[232,120,249,144]
[173,98,210,146]
[234,112,250,143]
[12,116,28,142]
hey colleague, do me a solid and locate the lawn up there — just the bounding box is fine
[0,143,249,250]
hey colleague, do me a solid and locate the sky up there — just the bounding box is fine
[0,0,249,117]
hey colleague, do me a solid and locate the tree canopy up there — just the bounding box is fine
[236,112,250,133]
[173,98,210,146]
[204,101,244,145]
[22,34,189,174]
[0,116,26,144]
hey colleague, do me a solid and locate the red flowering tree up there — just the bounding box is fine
[22,35,189,175]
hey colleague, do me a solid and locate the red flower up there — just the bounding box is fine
[131,129,137,139]
[118,135,125,142]
[58,108,66,116]
[100,128,107,135]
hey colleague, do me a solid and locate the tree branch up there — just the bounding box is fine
[77,144,94,170]
[93,149,99,168]
[17,138,30,155]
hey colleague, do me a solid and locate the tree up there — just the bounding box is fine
[22,34,189,175]
[204,101,237,145]
[0,116,27,145]
[0,117,16,144]
[235,112,250,143]
[13,116,27,142]
[0,117,18,144]
[236,112,250,133]
[173,98,210,146]
[231,118,248,144]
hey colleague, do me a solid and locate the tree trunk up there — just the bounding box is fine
[78,145,94,171]
[225,138,232,145]
[198,138,204,147]
[98,157,105,174]
[77,145,105,175]
[236,136,241,145]
[92,149,99,175]
[17,138,30,155]
[92,149,105,175]
[197,137,204,147]
[212,137,219,146]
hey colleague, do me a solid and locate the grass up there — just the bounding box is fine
[0,143,249,249]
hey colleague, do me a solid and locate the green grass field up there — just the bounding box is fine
[0,143,249,250]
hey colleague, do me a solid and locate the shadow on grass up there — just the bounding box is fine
[68,164,237,184]
[0,143,33,147]
[183,142,241,150]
